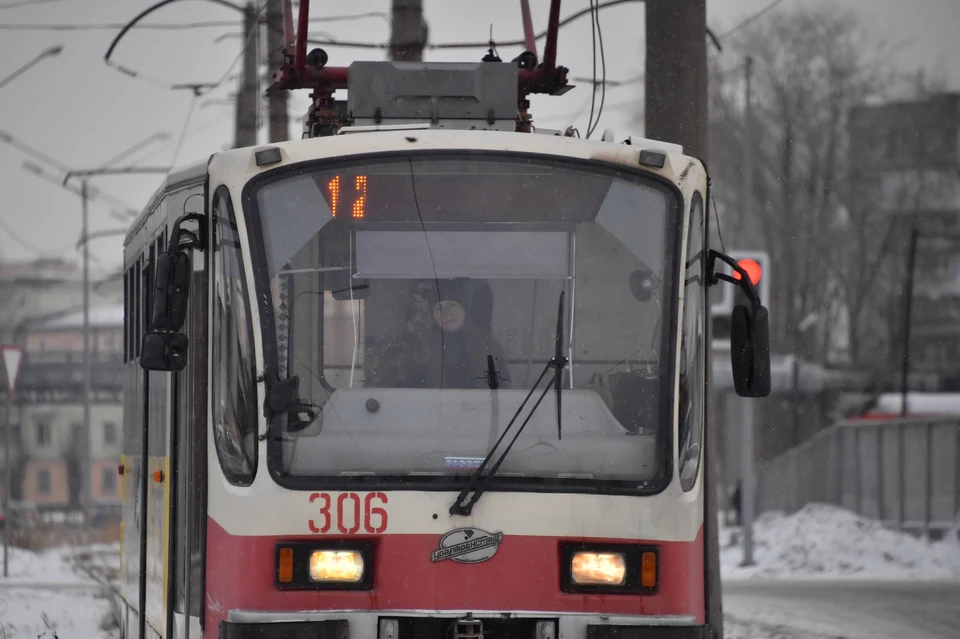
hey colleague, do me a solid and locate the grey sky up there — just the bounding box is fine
[0,0,957,274]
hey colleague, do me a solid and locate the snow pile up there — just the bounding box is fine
[721,503,960,581]
[0,544,119,639]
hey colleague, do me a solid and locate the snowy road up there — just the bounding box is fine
[723,580,960,639]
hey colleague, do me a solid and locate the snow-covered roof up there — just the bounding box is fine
[30,305,124,330]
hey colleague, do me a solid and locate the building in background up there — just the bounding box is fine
[0,258,120,340]
[849,91,960,384]
[0,258,123,522]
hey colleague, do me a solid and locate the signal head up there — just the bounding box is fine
[733,258,762,286]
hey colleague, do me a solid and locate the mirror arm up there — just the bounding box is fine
[170,212,207,252]
[707,249,762,309]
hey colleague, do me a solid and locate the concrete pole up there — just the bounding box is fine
[82,179,91,524]
[235,3,260,148]
[389,0,425,62]
[644,0,708,159]
[266,0,289,142]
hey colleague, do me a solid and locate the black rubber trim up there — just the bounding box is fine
[586,625,709,639]
[239,149,684,498]
[219,619,348,639]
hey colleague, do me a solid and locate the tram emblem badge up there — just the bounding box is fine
[430,528,504,564]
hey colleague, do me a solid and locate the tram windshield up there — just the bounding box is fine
[248,153,679,491]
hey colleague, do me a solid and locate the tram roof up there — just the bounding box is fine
[125,129,700,248]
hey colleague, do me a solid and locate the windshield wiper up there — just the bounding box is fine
[450,292,568,516]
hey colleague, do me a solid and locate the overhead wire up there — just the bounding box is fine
[537,96,640,125]
[170,92,199,167]
[0,11,388,31]
[303,0,643,51]
[133,113,232,164]
[0,0,64,9]
[595,1,608,135]
[0,215,57,256]
[103,0,267,94]
[587,0,608,139]
[585,0,598,139]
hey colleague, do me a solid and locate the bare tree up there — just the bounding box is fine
[707,4,902,369]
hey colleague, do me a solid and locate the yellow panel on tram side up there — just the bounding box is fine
[145,453,169,636]
[119,453,125,598]
[162,455,172,634]
[120,453,142,608]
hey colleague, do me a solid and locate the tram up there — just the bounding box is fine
[118,2,771,639]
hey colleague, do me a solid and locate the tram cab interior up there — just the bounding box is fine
[254,153,674,488]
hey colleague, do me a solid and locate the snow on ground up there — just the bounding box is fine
[0,544,119,639]
[723,615,829,639]
[0,587,115,639]
[3,544,91,586]
[720,503,960,581]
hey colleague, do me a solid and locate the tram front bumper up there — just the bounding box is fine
[220,619,348,639]
[220,614,710,639]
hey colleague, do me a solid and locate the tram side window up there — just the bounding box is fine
[211,186,257,485]
[123,269,129,362]
[678,193,705,492]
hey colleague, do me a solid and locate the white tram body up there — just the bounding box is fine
[120,59,768,639]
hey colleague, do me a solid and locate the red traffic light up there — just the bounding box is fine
[733,258,762,286]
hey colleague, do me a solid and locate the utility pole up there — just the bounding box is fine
[644,0,708,159]
[390,0,426,62]
[235,2,260,148]
[266,0,289,142]
[740,55,756,567]
[901,225,919,417]
[62,166,169,525]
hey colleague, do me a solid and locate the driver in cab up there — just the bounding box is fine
[369,284,510,389]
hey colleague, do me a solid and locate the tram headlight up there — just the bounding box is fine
[560,543,658,594]
[570,551,626,585]
[309,550,365,583]
[275,542,373,590]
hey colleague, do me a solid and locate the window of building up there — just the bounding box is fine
[37,469,51,495]
[71,422,82,446]
[37,422,51,447]
[103,422,117,445]
[101,467,116,495]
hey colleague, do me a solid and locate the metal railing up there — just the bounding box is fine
[755,417,960,532]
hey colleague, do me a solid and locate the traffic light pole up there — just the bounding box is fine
[740,398,755,566]
[3,390,10,577]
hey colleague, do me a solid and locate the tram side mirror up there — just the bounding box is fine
[730,305,771,397]
[140,332,189,372]
[151,251,191,331]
